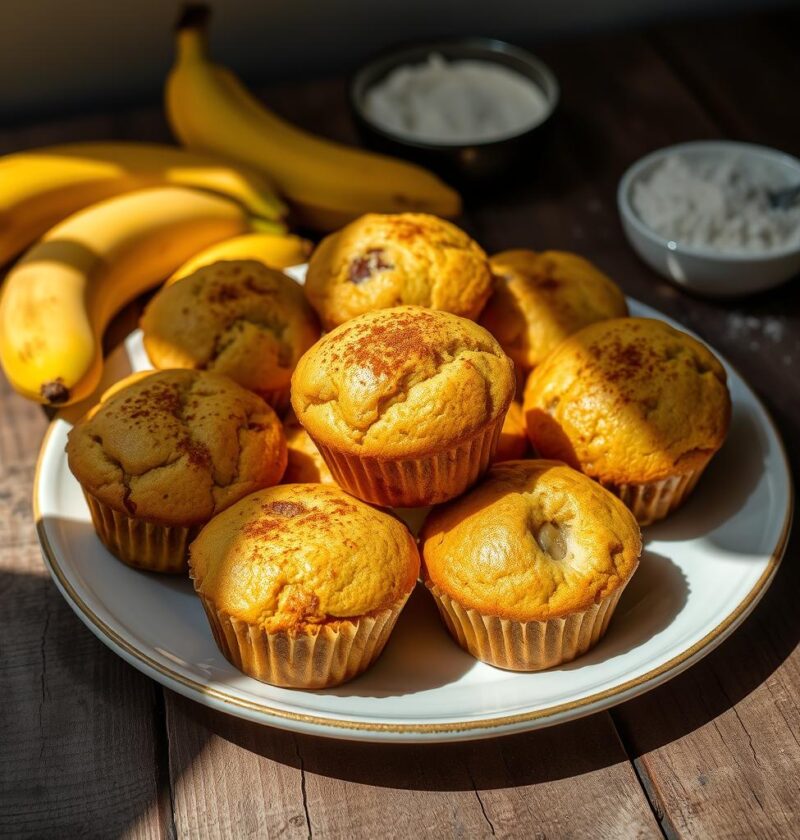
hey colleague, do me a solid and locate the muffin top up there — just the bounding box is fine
[421,460,641,621]
[283,414,336,485]
[523,318,731,484]
[304,213,493,330]
[480,250,628,370]
[291,306,515,458]
[493,401,529,463]
[67,370,287,526]
[140,260,320,399]
[189,483,420,631]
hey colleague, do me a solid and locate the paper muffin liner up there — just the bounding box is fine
[83,492,193,574]
[426,583,626,671]
[197,593,410,689]
[602,460,709,526]
[310,413,506,508]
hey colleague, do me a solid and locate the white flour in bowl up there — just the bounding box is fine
[363,53,549,145]
[632,154,800,253]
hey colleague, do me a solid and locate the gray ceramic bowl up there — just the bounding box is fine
[349,38,559,187]
[618,141,800,298]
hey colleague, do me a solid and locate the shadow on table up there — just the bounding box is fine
[31,464,796,800]
[645,407,769,550]
[611,514,800,758]
[180,524,796,791]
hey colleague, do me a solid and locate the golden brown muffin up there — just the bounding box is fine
[140,260,320,412]
[189,483,420,688]
[282,412,336,485]
[304,213,493,330]
[523,318,731,525]
[67,369,287,572]
[421,460,641,670]
[291,306,515,507]
[493,401,529,463]
[480,250,628,374]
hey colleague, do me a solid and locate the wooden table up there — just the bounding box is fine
[2,11,799,838]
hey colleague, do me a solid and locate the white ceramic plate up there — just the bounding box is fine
[35,271,792,742]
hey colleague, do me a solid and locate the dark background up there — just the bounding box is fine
[0,0,790,123]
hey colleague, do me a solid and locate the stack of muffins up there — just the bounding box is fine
[67,211,730,689]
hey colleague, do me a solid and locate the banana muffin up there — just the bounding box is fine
[67,369,287,572]
[523,318,731,524]
[421,460,641,670]
[141,260,320,411]
[480,250,627,376]
[189,483,420,688]
[291,306,515,507]
[304,213,493,330]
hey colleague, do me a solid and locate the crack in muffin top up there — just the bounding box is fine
[291,306,515,458]
[480,250,628,371]
[67,369,287,526]
[140,261,320,398]
[189,483,420,631]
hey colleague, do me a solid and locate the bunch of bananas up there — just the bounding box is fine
[0,4,461,407]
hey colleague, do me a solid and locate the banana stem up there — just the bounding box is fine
[176,3,211,32]
[175,4,211,61]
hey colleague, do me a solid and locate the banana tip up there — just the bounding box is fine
[41,378,70,404]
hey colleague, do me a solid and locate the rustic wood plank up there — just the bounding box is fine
[602,14,800,840]
[0,369,171,836]
[165,691,660,839]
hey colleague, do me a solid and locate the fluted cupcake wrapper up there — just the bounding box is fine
[83,492,193,573]
[426,584,625,671]
[310,414,506,508]
[602,460,709,526]
[198,593,410,689]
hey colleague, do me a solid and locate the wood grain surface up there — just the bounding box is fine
[1,10,798,839]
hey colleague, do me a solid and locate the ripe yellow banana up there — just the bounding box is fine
[0,186,252,405]
[0,141,286,266]
[165,7,461,230]
[167,231,313,285]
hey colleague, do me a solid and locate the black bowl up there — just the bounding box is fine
[349,38,560,189]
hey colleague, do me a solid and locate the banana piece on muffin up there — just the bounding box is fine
[304,213,493,330]
[422,459,642,670]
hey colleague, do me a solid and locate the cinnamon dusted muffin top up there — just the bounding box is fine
[140,260,320,400]
[304,213,493,330]
[189,483,420,631]
[421,460,641,622]
[480,250,628,371]
[291,306,515,458]
[523,318,731,484]
[67,370,287,526]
